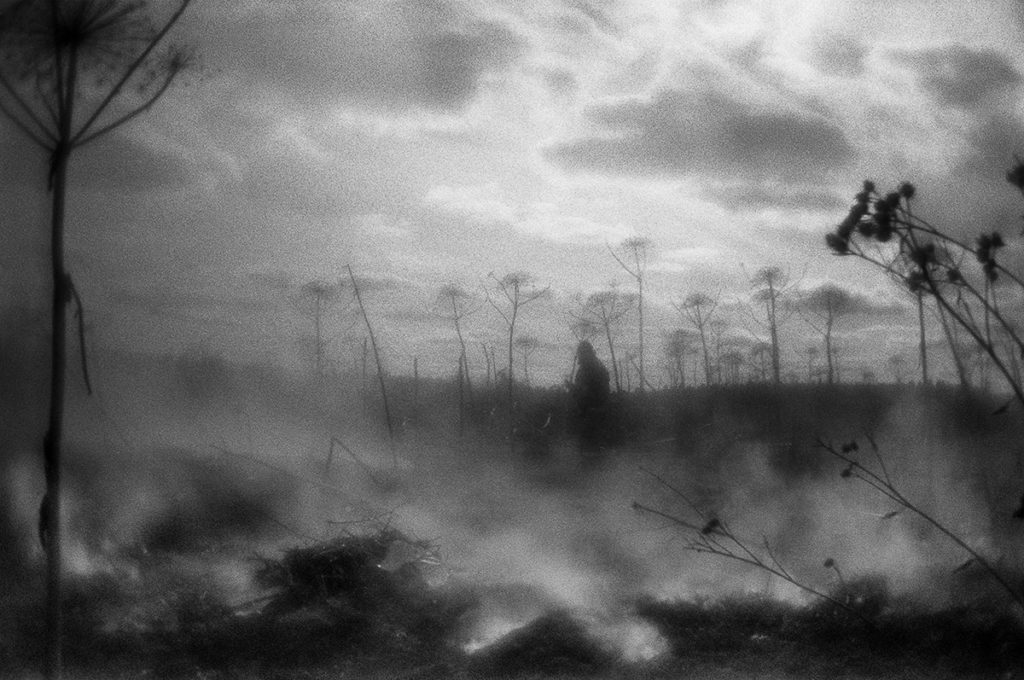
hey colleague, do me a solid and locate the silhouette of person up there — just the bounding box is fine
[570,341,610,454]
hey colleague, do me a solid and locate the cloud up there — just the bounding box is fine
[701,182,847,213]
[956,115,1024,183]
[197,1,525,114]
[795,281,903,318]
[560,0,620,37]
[540,67,579,97]
[811,34,869,77]
[424,183,518,225]
[891,45,1021,109]
[545,88,855,182]
[71,131,195,194]
[896,114,1024,245]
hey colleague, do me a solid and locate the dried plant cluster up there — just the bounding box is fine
[827,165,1024,406]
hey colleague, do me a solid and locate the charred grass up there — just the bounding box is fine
[636,588,1024,678]
[4,551,1024,679]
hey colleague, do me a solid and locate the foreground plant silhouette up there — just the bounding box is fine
[819,436,1024,612]
[632,468,875,626]
[0,2,195,677]
[827,167,1024,407]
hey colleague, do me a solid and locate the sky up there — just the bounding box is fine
[3,0,1024,385]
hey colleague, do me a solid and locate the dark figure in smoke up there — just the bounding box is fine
[570,341,610,456]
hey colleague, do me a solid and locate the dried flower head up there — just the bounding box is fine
[907,270,925,292]
[856,220,877,238]
[910,243,935,268]
[826,232,850,255]
[873,210,891,232]
[700,518,721,535]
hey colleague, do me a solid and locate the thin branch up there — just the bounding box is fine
[71,0,194,144]
[632,501,876,626]
[638,464,706,520]
[67,278,92,396]
[0,96,51,148]
[327,436,386,488]
[0,71,58,146]
[347,265,396,467]
[74,64,180,146]
[818,438,1024,610]
[34,73,59,129]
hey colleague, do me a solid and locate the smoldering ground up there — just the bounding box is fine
[3,325,1024,676]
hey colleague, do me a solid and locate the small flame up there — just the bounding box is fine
[463,616,522,654]
[593,617,668,662]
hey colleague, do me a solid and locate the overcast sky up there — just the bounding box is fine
[4,0,1024,384]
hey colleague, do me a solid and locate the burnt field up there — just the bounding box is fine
[3,343,1024,679]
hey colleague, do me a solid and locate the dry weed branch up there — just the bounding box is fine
[633,466,874,625]
[818,437,1024,611]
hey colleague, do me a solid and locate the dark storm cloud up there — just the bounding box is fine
[892,44,1021,108]
[796,281,903,318]
[957,115,1024,180]
[71,132,194,194]
[946,115,1024,239]
[702,182,847,213]
[199,1,524,113]
[234,121,434,228]
[545,89,854,182]
[419,23,523,109]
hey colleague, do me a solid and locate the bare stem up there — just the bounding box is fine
[818,438,1024,611]
[631,501,876,627]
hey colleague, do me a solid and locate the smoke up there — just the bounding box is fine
[3,335,1023,662]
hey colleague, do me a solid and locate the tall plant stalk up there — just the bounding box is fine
[347,265,395,467]
[0,3,195,677]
